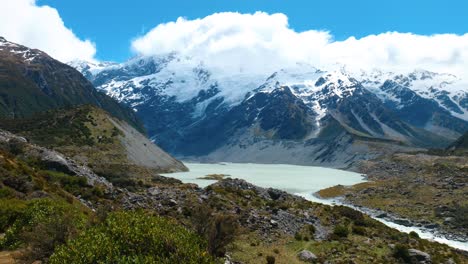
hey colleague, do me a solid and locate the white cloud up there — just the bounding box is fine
[132,12,468,78]
[0,0,96,62]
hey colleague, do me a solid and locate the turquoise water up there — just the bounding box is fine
[162,162,365,196]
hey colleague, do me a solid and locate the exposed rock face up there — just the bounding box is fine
[109,117,187,172]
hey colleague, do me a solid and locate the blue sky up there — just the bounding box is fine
[38,0,468,62]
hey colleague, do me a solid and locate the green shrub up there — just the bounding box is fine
[454,205,468,228]
[266,255,276,264]
[393,244,411,263]
[308,224,316,236]
[0,198,86,251]
[7,138,26,156]
[352,225,366,236]
[191,204,239,257]
[409,231,419,239]
[0,199,27,232]
[49,211,214,264]
[333,225,349,238]
[294,232,303,241]
[335,206,368,226]
[0,187,15,199]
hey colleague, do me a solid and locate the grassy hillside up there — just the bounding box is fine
[318,152,468,241]
[0,105,186,189]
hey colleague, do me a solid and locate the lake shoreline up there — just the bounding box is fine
[164,162,467,252]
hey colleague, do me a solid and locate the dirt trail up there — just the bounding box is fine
[0,251,17,264]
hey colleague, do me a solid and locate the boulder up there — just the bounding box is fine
[297,250,317,263]
[408,249,431,263]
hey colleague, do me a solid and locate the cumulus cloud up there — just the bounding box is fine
[131,12,468,77]
[0,0,96,62]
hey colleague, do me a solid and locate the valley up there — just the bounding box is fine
[0,32,466,264]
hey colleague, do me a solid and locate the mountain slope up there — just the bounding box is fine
[0,105,187,187]
[447,132,468,153]
[0,37,142,132]
[70,55,468,167]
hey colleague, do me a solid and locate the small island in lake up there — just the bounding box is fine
[197,174,231,180]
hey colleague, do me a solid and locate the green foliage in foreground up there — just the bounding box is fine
[49,211,214,264]
[0,198,87,250]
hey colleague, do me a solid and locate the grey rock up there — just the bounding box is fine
[394,218,413,227]
[376,212,387,218]
[424,223,439,229]
[168,199,178,206]
[297,250,317,263]
[408,249,431,263]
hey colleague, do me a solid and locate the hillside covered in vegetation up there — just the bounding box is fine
[0,126,466,263]
[0,105,187,189]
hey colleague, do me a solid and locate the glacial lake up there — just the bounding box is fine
[164,162,468,251]
[162,162,366,203]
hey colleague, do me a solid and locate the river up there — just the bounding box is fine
[163,162,468,251]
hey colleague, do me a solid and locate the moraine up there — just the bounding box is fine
[163,162,468,252]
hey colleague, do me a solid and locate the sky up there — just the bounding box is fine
[0,0,467,78]
[35,0,468,62]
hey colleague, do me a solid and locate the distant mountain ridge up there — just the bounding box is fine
[69,54,468,168]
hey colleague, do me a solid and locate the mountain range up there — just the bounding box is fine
[69,54,468,168]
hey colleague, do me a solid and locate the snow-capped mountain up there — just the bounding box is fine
[0,36,46,62]
[69,55,468,167]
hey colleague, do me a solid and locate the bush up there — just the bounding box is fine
[393,244,411,263]
[2,174,33,193]
[50,211,214,264]
[335,206,367,225]
[454,205,468,228]
[308,224,316,236]
[352,226,367,236]
[266,255,276,264]
[7,138,26,156]
[294,232,303,241]
[0,198,86,253]
[409,231,419,239]
[191,204,239,257]
[333,225,349,238]
[0,199,27,232]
